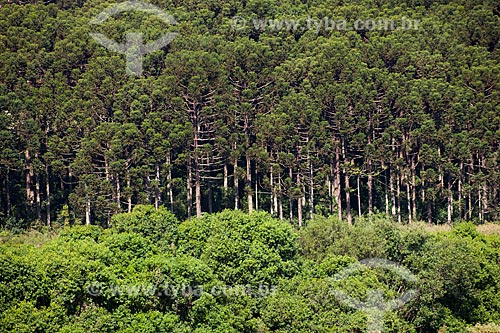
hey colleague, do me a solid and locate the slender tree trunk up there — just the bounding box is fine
[467,190,474,221]
[270,164,276,215]
[447,174,453,225]
[223,164,228,191]
[223,164,228,209]
[234,147,239,210]
[45,161,50,227]
[297,171,303,227]
[278,171,283,220]
[390,167,396,217]
[406,177,411,224]
[367,171,373,215]
[127,170,132,213]
[194,135,202,218]
[35,173,41,221]
[411,158,417,221]
[309,154,314,220]
[481,158,488,222]
[195,165,202,217]
[328,172,333,214]
[104,154,110,182]
[478,187,483,222]
[334,143,342,220]
[166,154,173,212]
[289,167,293,222]
[384,166,389,215]
[154,162,160,210]
[397,173,401,223]
[343,139,352,225]
[246,153,253,213]
[146,173,152,204]
[458,162,463,220]
[427,198,432,224]
[85,184,91,225]
[187,163,192,219]
[357,174,361,218]
[25,149,35,210]
[345,171,352,225]
[255,177,258,211]
[116,174,121,212]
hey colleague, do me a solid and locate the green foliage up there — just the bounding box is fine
[178,210,299,285]
[110,205,179,245]
[1,211,500,331]
[299,215,391,260]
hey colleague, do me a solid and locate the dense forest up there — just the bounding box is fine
[1,208,500,332]
[1,0,500,228]
[2,1,500,332]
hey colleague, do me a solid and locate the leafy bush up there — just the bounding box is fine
[177,210,299,285]
[110,205,179,245]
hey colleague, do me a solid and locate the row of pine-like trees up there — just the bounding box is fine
[1,0,500,227]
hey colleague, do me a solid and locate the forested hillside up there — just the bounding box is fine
[1,0,500,228]
[1,209,500,332]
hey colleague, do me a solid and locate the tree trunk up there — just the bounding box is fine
[390,167,396,217]
[194,135,202,218]
[289,167,293,222]
[45,161,51,227]
[127,171,132,213]
[270,164,276,215]
[427,198,432,224]
[246,153,253,213]
[255,177,258,211]
[458,162,463,220]
[195,162,202,217]
[345,171,352,225]
[116,174,121,212]
[234,152,239,210]
[368,171,373,216]
[297,171,303,227]
[481,158,488,222]
[154,162,160,210]
[278,171,283,220]
[397,173,401,223]
[478,187,483,222]
[357,174,361,218]
[187,163,192,219]
[309,153,314,220]
[343,139,352,225]
[35,173,41,221]
[407,177,411,224]
[85,184,91,225]
[166,154,174,212]
[25,148,35,208]
[447,174,453,225]
[223,164,228,191]
[334,143,342,221]
[411,158,417,222]
[384,166,389,215]
[328,173,333,214]
[234,147,239,209]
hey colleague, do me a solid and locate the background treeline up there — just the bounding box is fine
[1,208,500,332]
[1,0,500,228]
